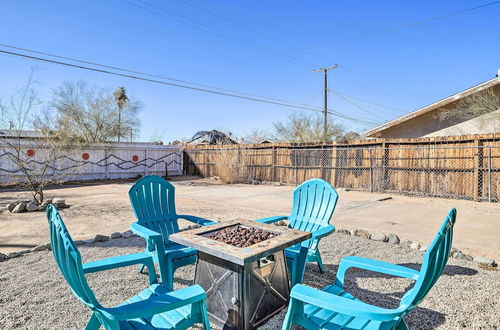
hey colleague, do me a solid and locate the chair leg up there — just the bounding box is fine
[200,300,211,329]
[316,254,325,274]
[282,299,296,330]
[85,312,101,330]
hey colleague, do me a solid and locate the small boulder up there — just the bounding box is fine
[473,256,496,267]
[0,252,7,261]
[251,180,260,185]
[350,229,358,236]
[419,245,428,252]
[400,239,412,248]
[273,182,282,186]
[7,203,16,212]
[94,234,109,243]
[26,201,39,212]
[12,201,27,213]
[388,233,400,244]
[337,229,350,235]
[356,230,370,239]
[38,199,52,211]
[370,233,388,242]
[123,230,134,238]
[7,252,20,258]
[32,245,48,252]
[44,242,52,250]
[52,198,68,209]
[19,249,31,254]
[111,232,122,239]
[410,242,421,250]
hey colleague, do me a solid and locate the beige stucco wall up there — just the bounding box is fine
[372,84,500,138]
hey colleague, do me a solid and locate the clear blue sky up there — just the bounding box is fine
[1,0,499,142]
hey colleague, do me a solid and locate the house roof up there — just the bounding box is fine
[364,74,500,137]
[0,129,45,139]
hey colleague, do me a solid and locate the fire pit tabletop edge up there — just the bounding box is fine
[169,219,311,265]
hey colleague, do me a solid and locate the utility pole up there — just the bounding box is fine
[313,65,338,141]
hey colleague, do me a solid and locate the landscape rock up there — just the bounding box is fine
[111,232,122,239]
[400,239,412,248]
[356,230,370,239]
[32,245,48,252]
[94,234,109,242]
[251,180,261,185]
[19,249,31,255]
[337,229,350,235]
[0,252,7,261]
[12,201,27,213]
[52,198,68,209]
[419,245,428,252]
[473,256,496,266]
[7,252,20,258]
[123,230,134,238]
[38,199,52,211]
[388,233,400,244]
[273,182,282,186]
[74,240,85,246]
[410,242,421,250]
[26,201,39,212]
[7,203,16,212]
[350,229,358,236]
[44,242,51,250]
[370,232,388,242]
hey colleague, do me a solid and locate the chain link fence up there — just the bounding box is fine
[184,144,500,202]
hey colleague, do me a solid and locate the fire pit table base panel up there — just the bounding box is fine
[195,251,290,330]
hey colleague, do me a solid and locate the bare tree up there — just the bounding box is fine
[273,112,346,142]
[243,128,273,143]
[50,81,141,143]
[0,71,68,203]
[436,87,500,126]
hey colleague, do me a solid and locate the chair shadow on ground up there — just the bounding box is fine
[301,262,478,329]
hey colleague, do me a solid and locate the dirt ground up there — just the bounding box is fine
[0,177,499,260]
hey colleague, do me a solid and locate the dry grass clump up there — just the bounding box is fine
[212,146,248,184]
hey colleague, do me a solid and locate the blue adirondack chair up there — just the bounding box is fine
[129,175,217,290]
[256,178,338,284]
[282,208,457,330]
[46,204,210,330]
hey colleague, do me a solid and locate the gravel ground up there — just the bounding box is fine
[0,232,498,329]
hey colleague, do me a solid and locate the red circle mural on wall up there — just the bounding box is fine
[26,149,36,157]
[82,153,90,160]
[132,155,139,162]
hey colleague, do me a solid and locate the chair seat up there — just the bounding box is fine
[118,284,198,329]
[159,242,197,260]
[302,284,393,329]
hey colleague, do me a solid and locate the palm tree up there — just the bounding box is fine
[113,87,129,142]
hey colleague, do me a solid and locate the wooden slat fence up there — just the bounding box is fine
[183,134,500,202]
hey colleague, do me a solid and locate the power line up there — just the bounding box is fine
[0,47,381,126]
[331,90,406,114]
[334,92,389,122]
[122,0,319,70]
[178,1,500,73]
[0,43,319,108]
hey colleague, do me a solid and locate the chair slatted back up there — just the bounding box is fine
[400,208,457,311]
[289,179,338,234]
[46,205,100,310]
[129,175,179,245]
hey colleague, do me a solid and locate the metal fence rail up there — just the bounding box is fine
[184,145,500,202]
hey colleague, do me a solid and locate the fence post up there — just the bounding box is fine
[104,148,109,180]
[381,142,388,192]
[473,139,483,201]
[488,146,492,203]
[369,148,373,193]
[320,145,324,180]
[144,149,149,177]
[272,147,276,182]
[294,149,298,186]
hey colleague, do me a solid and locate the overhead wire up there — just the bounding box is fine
[0,47,381,126]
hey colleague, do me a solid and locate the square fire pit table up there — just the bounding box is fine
[169,219,311,330]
